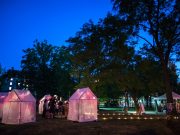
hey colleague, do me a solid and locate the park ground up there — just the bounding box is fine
[0,113,180,135]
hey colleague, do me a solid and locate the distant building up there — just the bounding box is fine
[0,77,29,92]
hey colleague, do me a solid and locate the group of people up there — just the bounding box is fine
[42,95,69,119]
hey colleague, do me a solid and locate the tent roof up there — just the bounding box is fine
[69,87,97,100]
[0,92,8,102]
[4,89,36,102]
[154,92,180,100]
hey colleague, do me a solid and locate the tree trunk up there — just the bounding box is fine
[131,95,139,113]
[149,96,152,108]
[125,92,129,108]
[161,60,177,115]
[145,96,149,108]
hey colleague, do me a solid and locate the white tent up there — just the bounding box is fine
[38,94,52,114]
[68,87,97,122]
[0,92,8,118]
[153,92,180,100]
[2,89,36,124]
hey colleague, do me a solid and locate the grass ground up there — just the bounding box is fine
[0,114,180,135]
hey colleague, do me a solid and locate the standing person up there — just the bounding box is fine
[138,102,145,115]
[64,101,69,118]
[49,97,56,118]
[58,100,63,118]
[42,99,48,118]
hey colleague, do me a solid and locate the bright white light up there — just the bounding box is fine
[92,96,96,99]
[18,83,20,86]
[10,78,13,81]
[10,82,12,85]
[9,87,12,90]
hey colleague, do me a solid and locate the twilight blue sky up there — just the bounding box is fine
[0,0,112,69]
[0,0,179,76]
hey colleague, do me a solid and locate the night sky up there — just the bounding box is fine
[0,0,179,76]
[0,0,112,69]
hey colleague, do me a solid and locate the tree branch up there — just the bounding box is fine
[136,34,158,54]
[139,23,151,30]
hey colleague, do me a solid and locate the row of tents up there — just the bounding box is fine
[0,87,98,124]
[1,89,180,125]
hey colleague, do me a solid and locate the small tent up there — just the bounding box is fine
[153,92,180,100]
[0,92,8,118]
[38,94,52,114]
[153,91,180,113]
[68,87,97,122]
[2,89,36,124]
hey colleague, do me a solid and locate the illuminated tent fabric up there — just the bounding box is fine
[153,92,180,100]
[0,92,8,118]
[68,87,97,122]
[2,89,36,124]
[38,94,52,114]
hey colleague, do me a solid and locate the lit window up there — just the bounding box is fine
[9,87,12,90]
[10,78,13,81]
[10,82,12,85]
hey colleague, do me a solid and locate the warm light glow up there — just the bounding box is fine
[102,117,107,120]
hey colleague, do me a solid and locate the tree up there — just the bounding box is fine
[21,40,53,98]
[112,0,180,114]
[21,40,74,99]
[67,15,136,98]
[50,46,75,98]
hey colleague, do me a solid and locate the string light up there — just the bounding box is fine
[149,117,153,120]
[102,117,107,120]
[130,117,134,119]
[100,114,180,120]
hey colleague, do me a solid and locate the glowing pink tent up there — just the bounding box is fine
[2,89,36,124]
[154,92,180,100]
[38,94,52,114]
[0,92,8,118]
[68,87,97,122]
